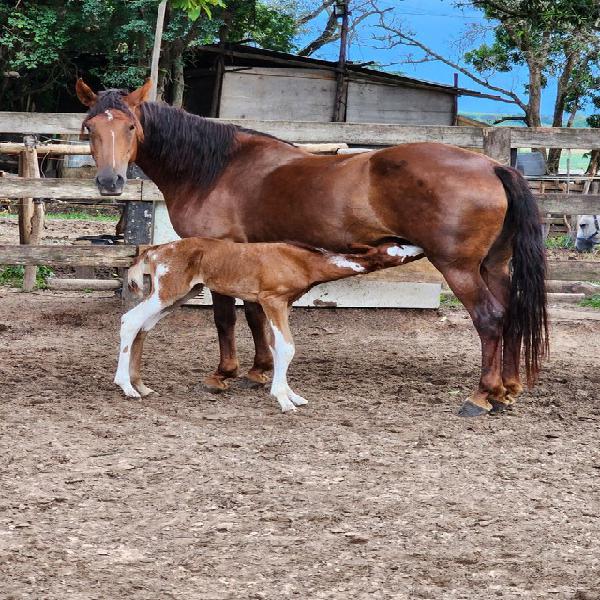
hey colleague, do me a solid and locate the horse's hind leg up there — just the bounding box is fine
[481,249,523,409]
[435,258,506,417]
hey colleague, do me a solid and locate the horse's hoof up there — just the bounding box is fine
[458,400,490,418]
[244,369,270,387]
[202,374,230,393]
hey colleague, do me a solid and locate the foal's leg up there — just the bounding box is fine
[114,294,164,398]
[204,292,239,391]
[129,286,204,397]
[260,298,307,413]
[434,258,506,417]
[243,301,274,386]
[130,330,154,397]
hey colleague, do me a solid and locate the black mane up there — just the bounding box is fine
[138,102,239,190]
[84,91,293,190]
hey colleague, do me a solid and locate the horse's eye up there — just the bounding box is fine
[129,124,135,131]
[581,223,587,228]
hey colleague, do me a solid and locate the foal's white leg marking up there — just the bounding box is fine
[329,255,365,272]
[386,245,424,259]
[269,323,301,413]
[115,265,170,398]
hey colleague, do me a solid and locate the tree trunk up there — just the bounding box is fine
[171,47,185,108]
[585,149,600,176]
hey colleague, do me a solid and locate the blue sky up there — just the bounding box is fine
[294,0,563,117]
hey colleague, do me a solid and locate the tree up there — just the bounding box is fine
[0,0,298,111]
[372,0,600,171]
[295,0,381,57]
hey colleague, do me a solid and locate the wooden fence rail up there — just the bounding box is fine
[1,112,599,149]
[1,178,599,214]
[0,245,596,285]
[1,112,599,288]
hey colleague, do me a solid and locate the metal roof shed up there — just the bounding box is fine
[183,44,500,125]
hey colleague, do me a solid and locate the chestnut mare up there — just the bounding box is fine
[77,78,548,417]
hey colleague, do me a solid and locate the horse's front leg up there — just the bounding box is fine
[204,292,239,391]
[243,301,274,385]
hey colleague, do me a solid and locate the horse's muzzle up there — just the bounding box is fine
[575,237,595,252]
[95,173,125,196]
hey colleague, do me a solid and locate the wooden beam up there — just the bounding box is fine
[482,127,511,165]
[220,120,485,147]
[0,112,85,135]
[0,111,598,149]
[0,178,163,201]
[537,194,600,214]
[0,142,91,155]
[47,277,121,291]
[0,245,138,267]
[511,127,600,149]
[547,260,600,281]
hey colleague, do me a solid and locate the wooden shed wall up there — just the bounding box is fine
[219,67,336,121]
[346,80,455,125]
[218,67,456,125]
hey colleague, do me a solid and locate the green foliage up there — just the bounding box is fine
[0,265,54,289]
[545,235,573,250]
[579,294,600,309]
[0,0,298,110]
[227,2,297,52]
[171,0,225,20]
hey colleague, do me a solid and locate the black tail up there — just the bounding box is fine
[494,166,549,385]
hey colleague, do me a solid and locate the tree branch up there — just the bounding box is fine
[372,7,526,110]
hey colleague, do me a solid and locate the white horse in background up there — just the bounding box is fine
[575,215,600,252]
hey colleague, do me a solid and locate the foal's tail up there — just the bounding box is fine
[494,166,549,385]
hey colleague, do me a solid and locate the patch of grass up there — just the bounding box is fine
[580,294,600,309]
[1,211,118,222]
[440,294,463,307]
[545,234,574,249]
[0,265,54,289]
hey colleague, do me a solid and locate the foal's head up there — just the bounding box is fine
[76,79,152,195]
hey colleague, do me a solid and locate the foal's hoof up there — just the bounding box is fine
[458,400,490,418]
[490,399,512,415]
[202,374,230,393]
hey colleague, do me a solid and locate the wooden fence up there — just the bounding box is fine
[1,111,599,288]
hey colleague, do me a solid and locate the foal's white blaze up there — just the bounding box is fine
[104,110,114,121]
[269,323,306,412]
[329,255,365,272]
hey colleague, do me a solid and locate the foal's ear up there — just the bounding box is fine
[76,78,97,107]
[125,78,153,107]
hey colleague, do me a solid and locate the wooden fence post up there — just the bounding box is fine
[482,127,512,165]
[20,136,45,292]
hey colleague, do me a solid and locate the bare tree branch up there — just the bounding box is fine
[372,6,526,110]
[296,0,335,27]
[298,7,338,56]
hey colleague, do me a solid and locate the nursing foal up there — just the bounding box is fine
[114,238,422,411]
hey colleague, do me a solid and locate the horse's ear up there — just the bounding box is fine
[125,78,153,107]
[76,78,97,107]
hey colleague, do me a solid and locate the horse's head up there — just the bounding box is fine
[575,214,600,252]
[76,78,152,196]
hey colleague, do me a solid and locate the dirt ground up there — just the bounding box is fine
[1,287,599,600]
